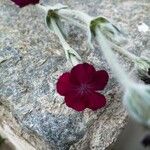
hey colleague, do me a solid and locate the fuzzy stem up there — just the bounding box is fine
[51,18,81,65]
[36,4,47,12]
[58,8,141,64]
[58,14,87,31]
[110,42,139,62]
[51,18,70,51]
[96,27,134,88]
[58,9,92,25]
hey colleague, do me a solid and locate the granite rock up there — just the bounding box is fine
[0,0,150,149]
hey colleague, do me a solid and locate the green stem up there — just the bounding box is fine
[58,9,93,25]
[110,42,139,62]
[58,8,140,64]
[58,14,87,31]
[36,4,47,12]
[51,18,70,52]
[51,18,81,65]
[96,28,134,88]
[37,4,71,56]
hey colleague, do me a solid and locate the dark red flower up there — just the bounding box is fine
[57,63,109,111]
[11,0,39,7]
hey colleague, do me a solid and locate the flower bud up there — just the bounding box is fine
[90,16,127,46]
[135,57,150,84]
[123,83,150,127]
[46,4,68,36]
[45,4,82,64]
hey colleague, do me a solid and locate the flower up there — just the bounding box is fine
[123,83,150,127]
[56,63,109,111]
[88,16,127,48]
[11,0,39,7]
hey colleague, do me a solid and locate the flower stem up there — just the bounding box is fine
[58,9,92,25]
[51,18,70,52]
[51,18,81,65]
[58,14,87,31]
[36,4,47,12]
[110,42,139,62]
[58,8,141,64]
[95,27,134,88]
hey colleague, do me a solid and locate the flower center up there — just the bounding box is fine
[77,83,92,95]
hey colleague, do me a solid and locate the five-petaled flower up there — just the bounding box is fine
[56,63,109,111]
[11,0,39,7]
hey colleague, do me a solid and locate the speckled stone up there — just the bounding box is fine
[0,0,149,150]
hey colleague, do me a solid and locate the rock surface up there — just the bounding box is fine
[0,0,150,150]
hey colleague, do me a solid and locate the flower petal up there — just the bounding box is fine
[65,93,87,111]
[56,72,72,96]
[11,0,39,7]
[87,92,106,110]
[70,63,96,84]
[93,70,109,91]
